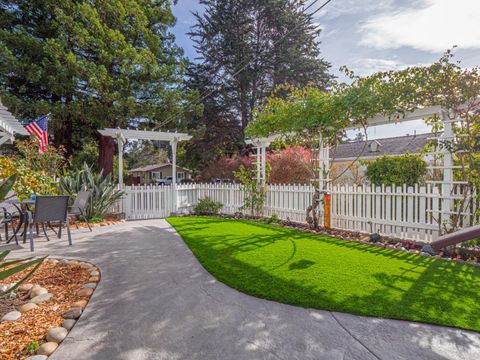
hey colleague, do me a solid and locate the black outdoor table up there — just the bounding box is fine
[21,198,36,244]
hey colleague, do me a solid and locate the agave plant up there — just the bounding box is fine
[0,251,46,298]
[59,163,124,220]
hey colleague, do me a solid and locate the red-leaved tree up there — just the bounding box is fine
[268,146,313,184]
[199,155,254,182]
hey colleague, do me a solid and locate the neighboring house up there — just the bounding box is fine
[129,163,191,185]
[330,133,431,185]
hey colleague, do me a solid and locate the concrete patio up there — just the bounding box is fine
[9,219,480,360]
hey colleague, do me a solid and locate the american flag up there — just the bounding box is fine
[25,115,49,153]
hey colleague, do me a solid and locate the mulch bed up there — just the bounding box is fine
[0,260,92,359]
[74,216,126,229]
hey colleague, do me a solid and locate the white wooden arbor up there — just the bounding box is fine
[247,105,456,222]
[246,134,284,185]
[0,100,29,145]
[97,128,192,188]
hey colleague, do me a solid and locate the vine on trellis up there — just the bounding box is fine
[246,51,480,231]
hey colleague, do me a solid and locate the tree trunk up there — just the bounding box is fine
[53,117,73,156]
[306,188,321,230]
[99,136,114,175]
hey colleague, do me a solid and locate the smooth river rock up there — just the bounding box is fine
[46,327,68,343]
[77,288,94,297]
[29,293,53,304]
[18,283,34,292]
[26,355,48,360]
[62,319,77,330]
[30,286,48,298]
[1,310,21,322]
[62,307,82,319]
[37,342,58,356]
[18,303,38,313]
[72,300,88,309]
[82,282,97,289]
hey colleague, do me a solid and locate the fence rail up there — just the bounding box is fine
[116,183,478,243]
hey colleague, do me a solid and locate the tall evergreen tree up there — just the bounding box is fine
[182,63,243,171]
[189,0,332,132]
[0,0,189,173]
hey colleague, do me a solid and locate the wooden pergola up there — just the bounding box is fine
[0,100,29,145]
[98,128,192,187]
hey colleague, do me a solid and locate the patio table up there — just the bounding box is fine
[21,199,36,244]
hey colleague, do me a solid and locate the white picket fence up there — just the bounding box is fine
[116,183,478,243]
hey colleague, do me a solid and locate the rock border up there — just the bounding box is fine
[0,258,101,359]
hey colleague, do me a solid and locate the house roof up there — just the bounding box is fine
[331,133,431,161]
[129,163,191,173]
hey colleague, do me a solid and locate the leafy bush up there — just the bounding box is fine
[71,140,99,169]
[364,155,427,186]
[0,156,58,200]
[263,213,281,224]
[193,197,223,215]
[16,138,68,176]
[234,165,266,216]
[59,163,124,220]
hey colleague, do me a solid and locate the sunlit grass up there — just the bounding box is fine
[168,216,480,332]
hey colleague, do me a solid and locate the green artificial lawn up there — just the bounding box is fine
[168,216,480,332]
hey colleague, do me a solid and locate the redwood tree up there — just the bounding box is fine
[0,0,189,173]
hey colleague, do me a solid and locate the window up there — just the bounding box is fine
[177,171,185,179]
[151,171,162,179]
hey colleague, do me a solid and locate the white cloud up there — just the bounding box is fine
[359,0,480,52]
[314,0,394,20]
[348,58,427,76]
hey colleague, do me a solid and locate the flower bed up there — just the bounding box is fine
[0,259,100,359]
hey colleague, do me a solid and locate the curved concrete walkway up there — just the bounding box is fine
[12,219,480,360]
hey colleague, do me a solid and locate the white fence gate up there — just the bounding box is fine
[116,183,478,243]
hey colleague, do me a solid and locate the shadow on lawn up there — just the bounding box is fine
[171,217,480,333]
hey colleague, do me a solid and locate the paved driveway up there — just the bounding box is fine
[11,219,480,360]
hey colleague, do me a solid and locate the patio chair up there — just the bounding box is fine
[27,195,72,252]
[69,191,92,232]
[0,191,22,245]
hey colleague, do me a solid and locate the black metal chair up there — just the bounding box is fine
[26,195,72,252]
[69,191,92,232]
[0,192,22,245]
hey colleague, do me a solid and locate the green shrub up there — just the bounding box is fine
[193,197,223,215]
[264,213,281,224]
[59,163,124,220]
[26,341,40,354]
[364,154,427,186]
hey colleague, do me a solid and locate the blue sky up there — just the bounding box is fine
[172,0,480,140]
